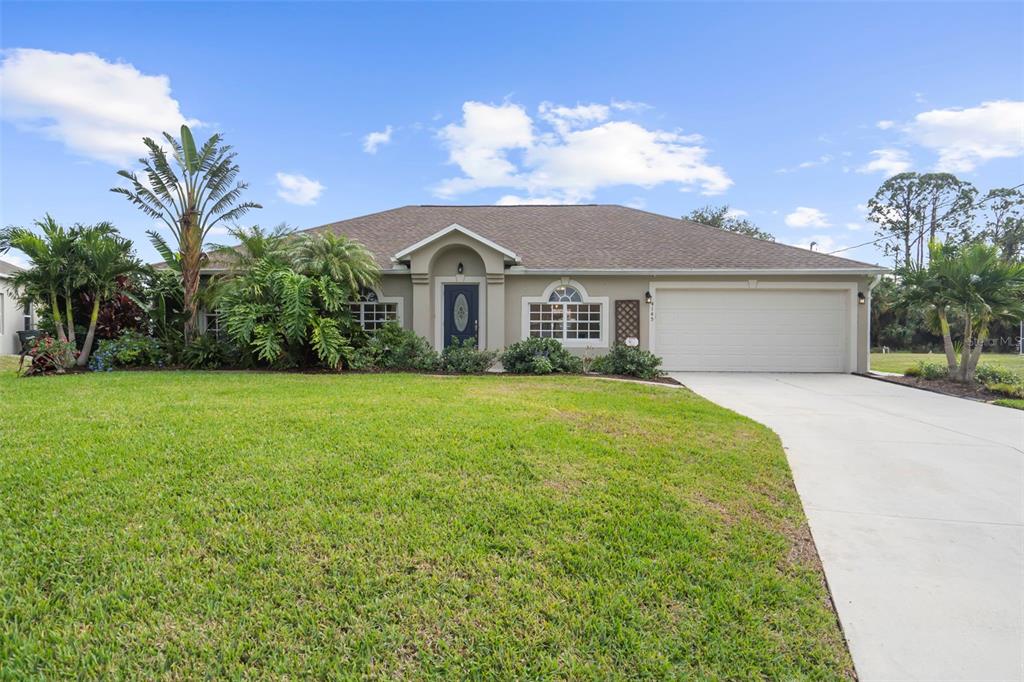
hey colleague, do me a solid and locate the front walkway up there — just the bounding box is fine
[673,373,1024,682]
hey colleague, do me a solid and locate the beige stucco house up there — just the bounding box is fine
[0,259,34,355]
[207,205,887,373]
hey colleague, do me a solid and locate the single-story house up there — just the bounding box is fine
[204,205,887,373]
[0,259,35,355]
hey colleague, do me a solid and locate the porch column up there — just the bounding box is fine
[486,273,505,351]
[411,272,432,344]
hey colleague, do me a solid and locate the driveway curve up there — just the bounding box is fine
[674,373,1024,682]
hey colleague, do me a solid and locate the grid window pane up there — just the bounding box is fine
[530,301,601,341]
[351,301,398,331]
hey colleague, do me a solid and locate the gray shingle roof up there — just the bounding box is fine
[214,205,884,272]
[0,259,24,277]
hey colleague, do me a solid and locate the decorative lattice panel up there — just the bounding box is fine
[615,300,640,344]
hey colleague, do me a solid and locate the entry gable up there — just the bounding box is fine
[392,223,519,263]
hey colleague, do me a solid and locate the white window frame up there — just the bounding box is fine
[202,310,223,339]
[22,301,33,331]
[521,279,608,348]
[349,286,404,332]
[0,292,4,335]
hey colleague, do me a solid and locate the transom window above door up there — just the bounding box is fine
[349,287,401,331]
[525,282,606,346]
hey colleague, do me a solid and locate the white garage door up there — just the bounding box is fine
[653,288,851,372]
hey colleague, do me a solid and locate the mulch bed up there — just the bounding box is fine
[870,373,1003,402]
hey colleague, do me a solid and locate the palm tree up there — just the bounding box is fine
[209,223,296,273]
[112,124,261,342]
[75,226,141,366]
[904,241,1024,382]
[292,232,379,294]
[0,216,79,366]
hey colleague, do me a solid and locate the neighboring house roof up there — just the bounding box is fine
[0,259,25,278]
[207,205,885,273]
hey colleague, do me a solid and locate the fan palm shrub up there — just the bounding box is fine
[112,125,261,342]
[903,241,1024,382]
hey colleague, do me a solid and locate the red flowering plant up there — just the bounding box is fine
[19,335,78,376]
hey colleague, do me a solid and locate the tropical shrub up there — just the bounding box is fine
[88,331,166,371]
[904,361,947,380]
[20,336,78,376]
[439,337,497,373]
[349,323,439,371]
[975,364,1022,387]
[181,334,232,370]
[591,344,664,380]
[218,262,355,369]
[501,338,583,374]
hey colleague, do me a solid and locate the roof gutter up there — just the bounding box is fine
[506,266,889,277]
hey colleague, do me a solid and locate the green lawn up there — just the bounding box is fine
[870,351,1024,375]
[0,366,852,678]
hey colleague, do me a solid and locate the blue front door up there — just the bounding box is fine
[443,284,479,348]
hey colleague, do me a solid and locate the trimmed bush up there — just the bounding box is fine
[439,337,498,373]
[500,338,583,374]
[975,364,1023,386]
[349,323,439,371]
[88,331,166,372]
[591,345,664,381]
[904,361,947,380]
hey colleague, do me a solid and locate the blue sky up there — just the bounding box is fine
[2,1,1022,266]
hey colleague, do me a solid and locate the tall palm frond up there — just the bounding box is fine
[291,232,379,294]
[112,125,261,341]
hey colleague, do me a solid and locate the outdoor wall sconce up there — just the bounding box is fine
[645,291,653,305]
[858,292,866,304]
[457,262,464,274]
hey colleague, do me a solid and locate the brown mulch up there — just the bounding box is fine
[870,373,1002,401]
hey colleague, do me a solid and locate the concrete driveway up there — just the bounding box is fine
[674,373,1024,682]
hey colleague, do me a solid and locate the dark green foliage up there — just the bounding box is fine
[439,337,497,373]
[975,364,1022,387]
[904,361,948,380]
[181,335,232,370]
[684,205,775,241]
[88,331,167,372]
[500,337,583,374]
[349,323,439,371]
[591,344,664,380]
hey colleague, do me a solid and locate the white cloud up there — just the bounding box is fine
[905,100,1024,172]
[845,222,865,231]
[436,100,731,203]
[857,148,912,176]
[610,100,651,112]
[724,208,748,218]
[786,235,845,253]
[785,206,831,228]
[275,172,324,206]
[0,48,197,165]
[495,194,573,205]
[876,120,895,130]
[363,125,393,154]
[776,154,832,173]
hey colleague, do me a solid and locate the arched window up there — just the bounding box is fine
[526,282,604,344]
[349,286,400,331]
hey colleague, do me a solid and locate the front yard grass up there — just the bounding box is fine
[0,368,852,678]
[870,351,1024,375]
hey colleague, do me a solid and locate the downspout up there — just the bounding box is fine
[867,275,882,372]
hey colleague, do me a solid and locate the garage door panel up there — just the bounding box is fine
[654,288,850,372]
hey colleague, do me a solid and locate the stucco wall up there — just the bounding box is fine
[503,273,873,373]
[376,273,414,331]
[0,279,31,354]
